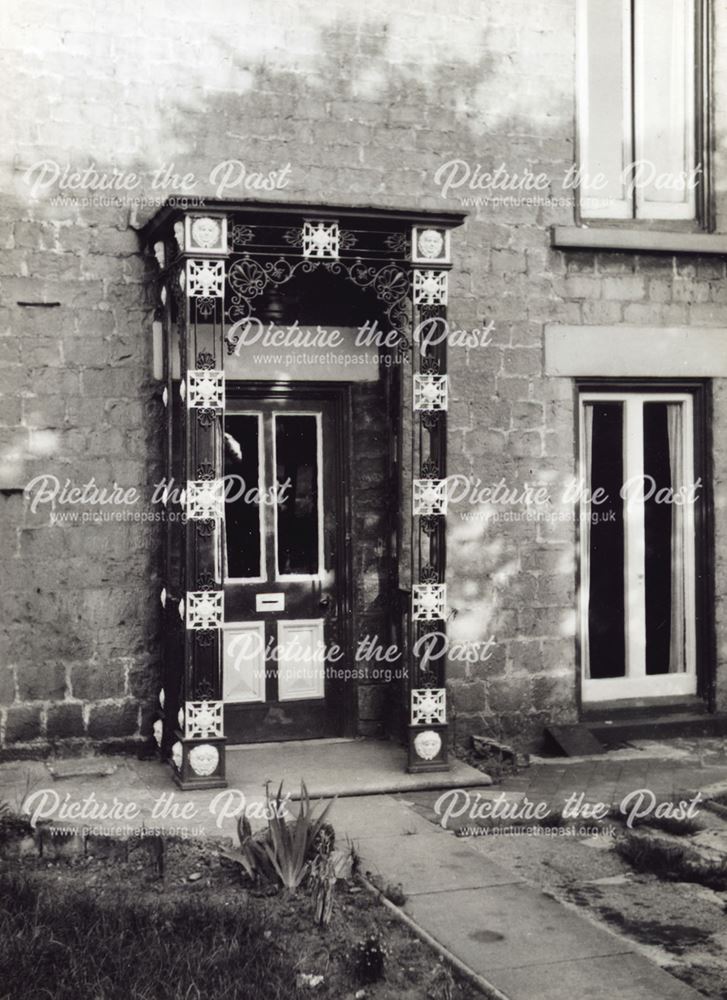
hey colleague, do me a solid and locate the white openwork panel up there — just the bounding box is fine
[186,258,225,298]
[277,619,325,701]
[186,590,224,630]
[185,215,227,254]
[412,583,446,621]
[411,227,451,265]
[184,700,224,739]
[413,374,448,412]
[413,729,442,761]
[188,743,220,777]
[187,370,224,410]
[411,688,446,725]
[413,478,448,516]
[186,479,224,521]
[413,269,448,306]
[302,220,340,259]
[224,624,266,703]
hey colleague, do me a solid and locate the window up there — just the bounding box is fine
[577,0,705,221]
[224,414,265,581]
[579,389,703,701]
[273,413,323,579]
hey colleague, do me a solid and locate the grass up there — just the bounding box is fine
[0,871,292,1000]
[0,834,482,1000]
[616,832,727,891]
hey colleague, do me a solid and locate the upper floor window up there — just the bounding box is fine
[577,0,706,222]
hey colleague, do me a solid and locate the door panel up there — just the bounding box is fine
[222,389,346,741]
[277,619,326,701]
[223,623,266,703]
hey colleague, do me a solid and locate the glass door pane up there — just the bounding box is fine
[274,413,321,578]
[643,401,691,674]
[586,402,626,678]
[224,414,264,580]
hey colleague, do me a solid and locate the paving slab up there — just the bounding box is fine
[403,884,631,974]
[357,833,522,895]
[486,952,704,1000]
[328,793,438,839]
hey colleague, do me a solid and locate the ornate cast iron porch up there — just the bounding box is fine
[143,200,466,789]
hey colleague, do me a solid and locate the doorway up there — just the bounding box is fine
[579,388,704,702]
[222,385,352,742]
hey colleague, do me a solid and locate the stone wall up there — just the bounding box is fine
[1,0,726,755]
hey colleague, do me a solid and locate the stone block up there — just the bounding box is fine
[4,705,42,743]
[602,275,646,301]
[87,700,138,739]
[85,834,129,861]
[500,348,542,378]
[450,680,487,715]
[17,661,66,701]
[486,676,533,715]
[531,673,575,711]
[0,665,15,705]
[46,702,85,739]
[72,658,125,702]
[39,827,85,859]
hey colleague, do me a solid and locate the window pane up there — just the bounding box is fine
[634,0,696,219]
[224,415,262,579]
[578,0,633,218]
[275,415,320,576]
[587,403,626,677]
[643,402,686,673]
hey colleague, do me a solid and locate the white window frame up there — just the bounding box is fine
[579,391,697,702]
[577,0,634,220]
[577,0,699,222]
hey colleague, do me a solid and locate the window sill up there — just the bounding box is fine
[552,226,727,256]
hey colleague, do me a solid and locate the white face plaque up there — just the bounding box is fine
[414,729,442,761]
[412,226,450,264]
[184,215,227,254]
[189,743,220,777]
[191,217,221,248]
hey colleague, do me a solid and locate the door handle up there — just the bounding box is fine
[319,595,331,609]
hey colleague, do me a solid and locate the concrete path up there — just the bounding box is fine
[335,792,705,1000]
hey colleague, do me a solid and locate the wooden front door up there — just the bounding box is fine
[222,387,350,742]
